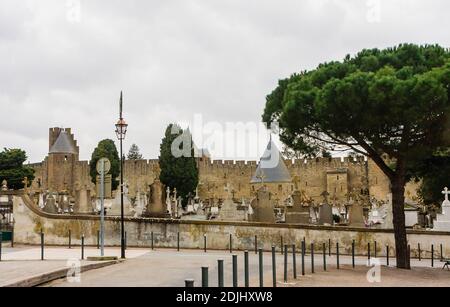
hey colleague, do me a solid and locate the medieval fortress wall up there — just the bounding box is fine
[29,128,419,203]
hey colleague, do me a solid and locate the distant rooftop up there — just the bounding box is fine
[49,131,77,154]
[250,139,292,184]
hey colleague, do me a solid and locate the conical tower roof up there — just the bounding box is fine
[49,131,77,154]
[250,139,292,184]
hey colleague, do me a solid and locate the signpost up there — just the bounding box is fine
[96,158,111,257]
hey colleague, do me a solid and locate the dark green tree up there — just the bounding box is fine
[89,139,120,190]
[0,148,35,190]
[159,124,199,206]
[127,144,143,160]
[413,149,450,206]
[262,44,450,269]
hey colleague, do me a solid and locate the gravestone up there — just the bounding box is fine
[434,187,450,231]
[43,193,58,214]
[146,180,168,218]
[109,185,133,216]
[285,190,310,224]
[318,203,333,225]
[348,204,365,227]
[74,184,92,214]
[248,188,275,223]
[218,198,246,221]
[134,190,147,217]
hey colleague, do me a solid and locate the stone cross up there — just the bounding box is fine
[442,187,450,202]
[256,170,266,185]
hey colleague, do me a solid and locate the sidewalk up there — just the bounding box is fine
[0,245,147,287]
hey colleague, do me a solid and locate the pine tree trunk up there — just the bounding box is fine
[391,173,409,269]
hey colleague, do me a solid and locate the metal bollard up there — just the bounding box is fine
[271,246,276,287]
[281,236,284,255]
[151,231,154,250]
[232,254,238,287]
[229,234,233,254]
[218,259,224,287]
[244,251,249,287]
[301,240,305,276]
[328,239,331,256]
[185,279,194,287]
[311,243,315,274]
[81,235,85,260]
[284,245,288,282]
[386,245,390,266]
[292,244,297,279]
[0,231,3,262]
[441,244,444,262]
[202,267,209,288]
[177,232,180,252]
[375,241,377,258]
[418,243,421,261]
[10,230,14,248]
[407,245,411,270]
[323,242,326,271]
[336,242,340,269]
[431,244,434,267]
[41,231,44,261]
[204,235,207,253]
[259,248,264,287]
[368,242,371,261]
[352,240,355,268]
[68,230,72,249]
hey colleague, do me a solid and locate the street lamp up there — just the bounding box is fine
[115,91,128,259]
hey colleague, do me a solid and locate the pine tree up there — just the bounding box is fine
[159,124,199,206]
[127,144,143,160]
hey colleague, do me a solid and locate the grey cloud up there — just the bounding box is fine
[0,0,449,162]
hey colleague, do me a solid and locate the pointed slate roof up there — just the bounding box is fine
[250,139,292,184]
[49,131,77,154]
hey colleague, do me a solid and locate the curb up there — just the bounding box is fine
[1,260,121,287]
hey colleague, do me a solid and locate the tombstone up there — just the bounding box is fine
[73,183,93,214]
[248,188,276,223]
[133,190,147,218]
[1,180,7,191]
[210,198,220,218]
[109,184,133,216]
[38,192,45,209]
[59,193,71,213]
[348,204,365,227]
[318,203,333,225]
[382,193,394,229]
[218,198,246,221]
[146,180,169,218]
[433,187,450,231]
[43,193,59,214]
[285,190,311,224]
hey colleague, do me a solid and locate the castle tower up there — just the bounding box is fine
[47,128,79,195]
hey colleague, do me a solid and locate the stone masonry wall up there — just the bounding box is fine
[12,191,449,258]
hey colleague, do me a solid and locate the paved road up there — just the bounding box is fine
[43,248,450,287]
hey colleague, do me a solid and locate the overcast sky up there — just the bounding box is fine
[1,0,449,163]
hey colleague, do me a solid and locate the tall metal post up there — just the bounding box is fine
[100,159,105,257]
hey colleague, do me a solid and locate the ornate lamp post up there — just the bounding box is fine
[115,91,128,259]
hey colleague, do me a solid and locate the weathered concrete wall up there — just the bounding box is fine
[12,191,450,258]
